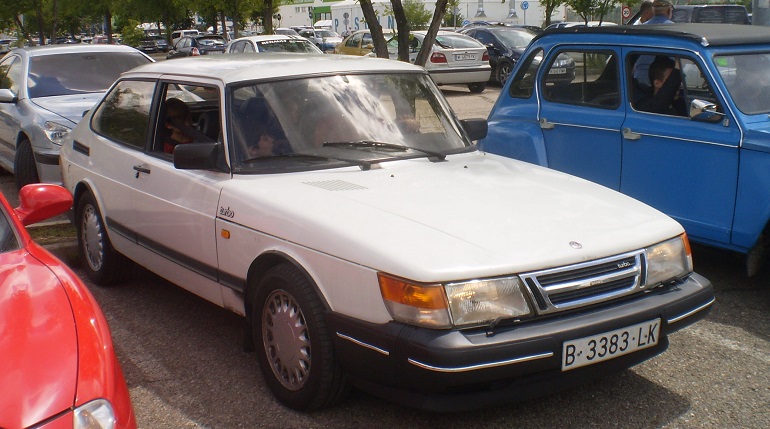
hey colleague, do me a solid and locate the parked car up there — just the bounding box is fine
[544,21,617,30]
[138,35,170,53]
[482,23,770,275]
[374,31,492,93]
[226,35,323,54]
[171,29,200,45]
[333,29,395,56]
[0,184,136,429]
[460,26,573,85]
[167,34,227,58]
[274,27,300,36]
[0,44,153,189]
[673,5,750,24]
[297,28,343,52]
[59,54,713,412]
[0,38,16,54]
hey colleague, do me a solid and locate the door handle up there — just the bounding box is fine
[539,118,555,130]
[133,165,151,178]
[623,128,641,141]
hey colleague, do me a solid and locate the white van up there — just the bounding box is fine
[171,29,199,46]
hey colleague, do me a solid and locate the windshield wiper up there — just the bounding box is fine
[241,152,373,170]
[323,140,446,161]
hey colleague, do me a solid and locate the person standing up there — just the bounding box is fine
[635,1,655,25]
[633,0,675,87]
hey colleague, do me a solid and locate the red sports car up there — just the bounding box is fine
[0,184,136,429]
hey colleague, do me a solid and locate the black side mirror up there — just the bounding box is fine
[174,142,229,172]
[461,118,488,141]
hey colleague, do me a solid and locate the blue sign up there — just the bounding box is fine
[462,20,471,26]
[521,1,529,10]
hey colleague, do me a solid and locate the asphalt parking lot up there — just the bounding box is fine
[1,84,769,428]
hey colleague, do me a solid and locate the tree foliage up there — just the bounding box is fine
[540,0,564,28]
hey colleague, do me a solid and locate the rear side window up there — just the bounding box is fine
[542,50,619,109]
[91,80,156,149]
[27,52,151,98]
[509,48,543,99]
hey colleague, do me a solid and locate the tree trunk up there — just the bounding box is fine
[51,0,59,43]
[390,0,410,62]
[105,9,113,44]
[263,0,274,35]
[359,0,388,59]
[415,0,449,66]
[219,10,227,40]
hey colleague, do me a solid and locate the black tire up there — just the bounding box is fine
[75,192,131,285]
[252,263,347,411]
[468,82,486,94]
[14,138,40,190]
[495,61,514,86]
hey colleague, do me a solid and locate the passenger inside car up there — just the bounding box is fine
[162,98,195,153]
[634,56,686,116]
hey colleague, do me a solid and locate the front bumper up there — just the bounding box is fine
[327,272,713,411]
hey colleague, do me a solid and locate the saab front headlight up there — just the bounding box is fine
[645,234,693,286]
[44,121,72,145]
[445,277,532,326]
[379,273,532,329]
[74,398,115,429]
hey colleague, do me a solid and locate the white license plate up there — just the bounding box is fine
[549,68,567,75]
[207,51,223,55]
[455,53,477,61]
[562,318,660,371]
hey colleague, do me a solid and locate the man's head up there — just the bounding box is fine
[640,1,654,23]
[649,56,677,93]
[652,0,674,19]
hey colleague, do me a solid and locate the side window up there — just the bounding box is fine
[230,41,243,53]
[628,53,718,117]
[243,42,256,53]
[475,31,495,46]
[0,56,21,94]
[154,83,221,155]
[509,48,543,99]
[362,33,372,47]
[542,50,618,109]
[91,80,155,149]
[349,33,363,48]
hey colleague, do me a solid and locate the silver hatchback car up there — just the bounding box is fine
[0,44,152,189]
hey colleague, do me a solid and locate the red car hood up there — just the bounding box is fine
[0,249,78,429]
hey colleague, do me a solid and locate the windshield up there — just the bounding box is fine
[27,51,151,98]
[0,206,20,254]
[494,30,535,48]
[315,30,339,38]
[718,53,770,114]
[257,40,320,53]
[228,73,471,173]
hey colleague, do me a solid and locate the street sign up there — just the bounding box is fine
[622,6,631,19]
[521,1,529,10]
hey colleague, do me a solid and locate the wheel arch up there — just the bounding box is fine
[243,251,331,323]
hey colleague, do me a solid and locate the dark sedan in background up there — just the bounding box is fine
[167,34,226,58]
[138,35,170,53]
[460,26,538,85]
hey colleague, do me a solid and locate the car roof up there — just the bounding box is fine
[124,54,425,84]
[540,23,770,47]
[232,35,307,43]
[15,44,142,56]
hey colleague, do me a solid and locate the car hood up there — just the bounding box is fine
[220,152,683,281]
[31,93,104,124]
[0,250,77,428]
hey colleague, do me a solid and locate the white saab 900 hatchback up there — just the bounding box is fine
[60,54,714,412]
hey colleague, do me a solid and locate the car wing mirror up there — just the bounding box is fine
[174,142,229,172]
[461,118,488,141]
[0,88,18,103]
[690,99,725,123]
[14,184,73,226]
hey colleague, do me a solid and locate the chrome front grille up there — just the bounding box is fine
[520,250,645,315]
